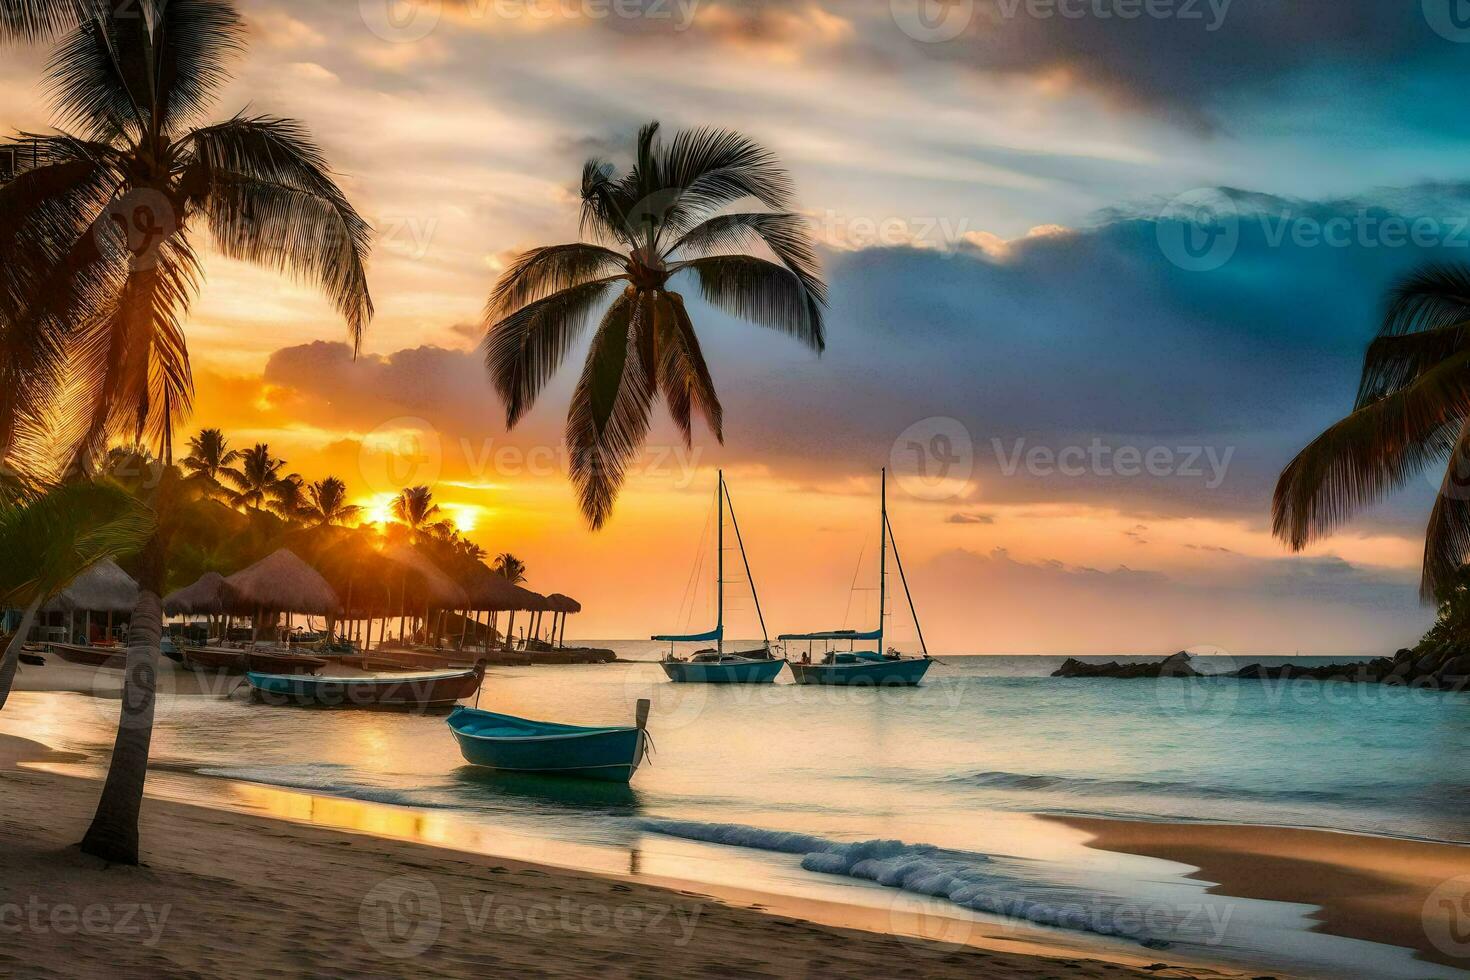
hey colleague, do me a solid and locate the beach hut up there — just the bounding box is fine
[545,593,582,649]
[42,559,139,644]
[381,543,468,648]
[222,548,341,642]
[164,571,229,644]
[456,562,537,652]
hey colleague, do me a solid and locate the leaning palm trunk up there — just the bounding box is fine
[79,543,163,864]
[79,589,161,863]
[0,595,44,711]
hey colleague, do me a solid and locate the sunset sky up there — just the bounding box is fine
[7,0,1469,653]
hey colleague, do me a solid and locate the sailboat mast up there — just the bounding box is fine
[878,468,887,655]
[716,469,724,655]
[886,512,928,657]
[723,475,768,645]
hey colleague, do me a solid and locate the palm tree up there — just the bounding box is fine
[269,472,308,521]
[392,485,451,543]
[0,0,372,467]
[0,478,154,709]
[0,1,373,865]
[1274,265,1470,600]
[304,476,361,527]
[223,444,290,512]
[493,552,527,585]
[180,428,240,497]
[483,121,825,528]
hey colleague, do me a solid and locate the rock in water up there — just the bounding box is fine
[1051,651,1201,679]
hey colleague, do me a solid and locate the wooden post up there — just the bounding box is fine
[504,610,516,651]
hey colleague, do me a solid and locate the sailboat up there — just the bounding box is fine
[655,471,785,684]
[781,469,933,686]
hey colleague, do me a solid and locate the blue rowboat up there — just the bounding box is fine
[245,665,484,712]
[447,699,651,782]
[786,654,932,686]
[660,654,786,684]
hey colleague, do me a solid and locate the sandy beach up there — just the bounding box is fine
[0,731,1253,980]
[1056,816,1470,974]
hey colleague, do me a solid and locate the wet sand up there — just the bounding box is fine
[1055,815,1470,973]
[0,731,1250,979]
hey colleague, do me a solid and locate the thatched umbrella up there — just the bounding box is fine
[222,548,341,641]
[163,572,226,616]
[43,558,139,644]
[545,593,581,649]
[381,543,468,648]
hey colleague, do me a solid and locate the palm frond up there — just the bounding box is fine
[1273,349,1470,551]
[486,243,626,322]
[1422,419,1470,600]
[1381,264,1470,338]
[46,4,153,140]
[1357,321,1470,408]
[678,253,825,352]
[657,125,793,236]
[669,210,826,307]
[566,292,654,529]
[152,0,244,135]
[0,0,97,43]
[0,478,154,607]
[483,277,621,428]
[184,115,374,347]
[579,157,630,247]
[658,291,722,446]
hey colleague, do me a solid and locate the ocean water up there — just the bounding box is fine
[8,650,1469,978]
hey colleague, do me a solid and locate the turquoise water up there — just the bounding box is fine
[8,650,1469,978]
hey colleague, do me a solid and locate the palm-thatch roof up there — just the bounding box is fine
[381,543,468,609]
[43,559,139,613]
[459,562,535,611]
[546,593,582,614]
[163,572,227,616]
[222,548,341,615]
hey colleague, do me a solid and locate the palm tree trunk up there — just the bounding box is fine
[0,595,45,711]
[80,534,166,865]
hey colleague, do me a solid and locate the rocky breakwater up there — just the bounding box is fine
[1051,651,1201,679]
[1231,645,1470,692]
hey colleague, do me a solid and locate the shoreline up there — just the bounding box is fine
[0,732,1249,979]
[1053,815,1470,974]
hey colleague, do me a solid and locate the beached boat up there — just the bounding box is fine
[245,664,486,711]
[656,472,784,684]
[447,699,650,782]
[781,470,933,687]
[243,649,327,675]
[47,642,126,669]
[181,645,249,673]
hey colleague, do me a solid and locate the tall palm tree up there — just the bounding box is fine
[180,427,239,497]
[304,476,361,527]
[484,121,825,528]
[0,0,373,865]
[493,552,527,585]
[223,443,290,512]
[0,478,154,709]
[1275,265,1470,600]
[392,485,451,543]
[0,0,373,468]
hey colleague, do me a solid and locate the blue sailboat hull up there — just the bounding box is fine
[787,656,932,687]
[447,706,647,782]
[660,657,786,684]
